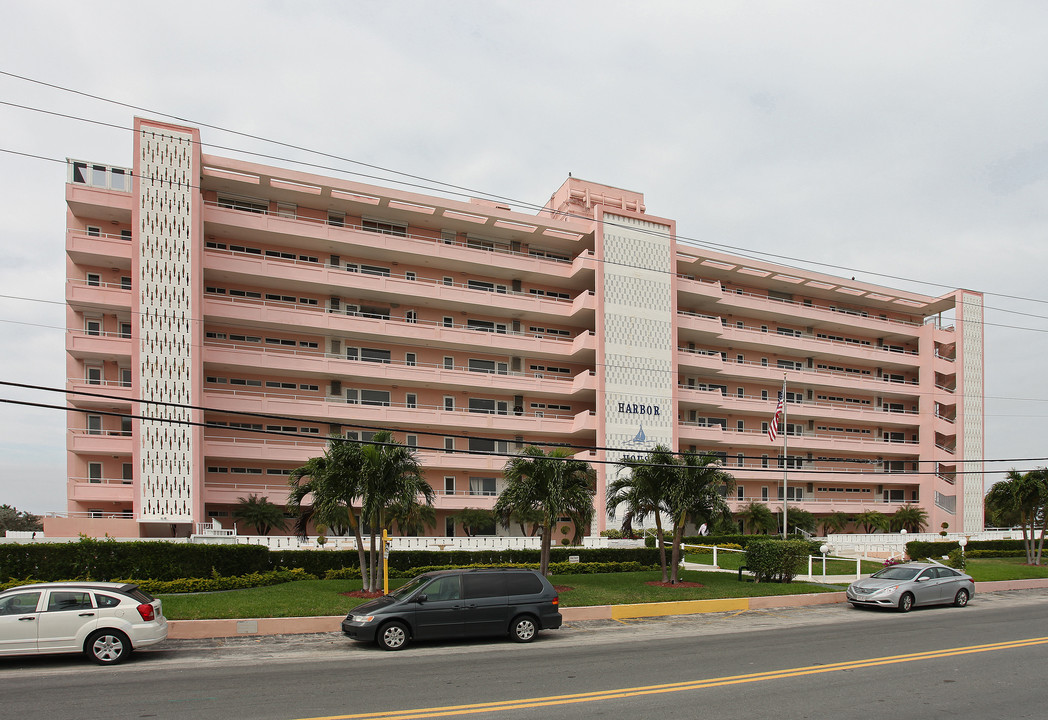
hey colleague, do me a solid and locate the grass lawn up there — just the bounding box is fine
[157,559,1048,621]
[964,557,1048,581]
[158,570,841,621]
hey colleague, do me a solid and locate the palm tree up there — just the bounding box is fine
[494,446,595,576]
[778,507,817,536]
[609,445,676,582]
[388,501,436,537]
[508,506,544,537]
[288,435,370,586]
[233,494,286,536]
[819,511,850,536]
[854,509,887,534]
[889,504,929,533]
[359,430,434,590]
[666,452,735,583]
[985,469,1048,564]
[738,501,776,535]
[451,508,496,537]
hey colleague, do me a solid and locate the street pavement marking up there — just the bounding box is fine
[295,636,1048,720]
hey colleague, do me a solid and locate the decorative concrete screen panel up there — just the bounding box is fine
[959,292,984,531]
[137,127,196,522]
[601,214,674,466]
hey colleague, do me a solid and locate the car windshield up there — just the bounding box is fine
[871,567,921,580]
[387,575,431,599]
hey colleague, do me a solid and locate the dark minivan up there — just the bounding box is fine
[341,568,562,650]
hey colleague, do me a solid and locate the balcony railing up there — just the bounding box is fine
[204,293,586,342]
[204,387,581,420]
[203,340,580,382]
[204,199,584,266]
[692,316,920,357]
[676,385,919,416]
[677,351,920,387]
[712,284,925,329]
[678,422,919,446]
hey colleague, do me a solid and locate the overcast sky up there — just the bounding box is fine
[1,1,1046,515]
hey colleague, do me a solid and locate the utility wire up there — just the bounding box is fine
[0,82,1043,308]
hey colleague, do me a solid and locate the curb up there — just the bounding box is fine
[166,578,1048,640]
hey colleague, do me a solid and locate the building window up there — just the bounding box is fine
[761,487,769,501]
[406,393,417,409]
[443,357,454,370]
[444,396,455,411]
[122,463,133,484]
[406,310,417,323]
[85,365,102,385]
[121,276,132,290]
[405,271,416,281]
[442,317,453,328]
[88,462,103,483]
[406,435,418,448]
[119,322,132,339]
[87,415,102,435]
[443,277,454,286]
[328,212,345,227]
[444,437,455,452]
[444,476,455,494]
[120,416,132,436]
[362,219,407,236]
[85,318,102,336]
[405,352,416,366]
[86,273,101,286]
[119,367,132,387]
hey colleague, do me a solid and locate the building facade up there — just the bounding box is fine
[54,117,984,538]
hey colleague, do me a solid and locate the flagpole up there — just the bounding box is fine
[781,373,788,539]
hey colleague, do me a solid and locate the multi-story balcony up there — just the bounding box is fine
[69,477,134,504]
[67,228,133,267]
[67,430,133,454]
[201,199,596,289]
[707,285,927,339]
[678,423,919,456]
[203,389,598,438]
[66,329,132,363]
[677,386,920,428]
[67,378,134,408]
[202,343,598,400]
[202,295,597,362]
[66,278,132,314]
[711,322,919,370]
[677,351,921,399]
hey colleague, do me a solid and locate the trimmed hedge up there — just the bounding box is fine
[744,539,810,583]
[0,540,663,583]
[906,539,1036,559]
[0,568,317,594]
[646,534,810,549]
[0,539,270,582]
[324,560,654,580]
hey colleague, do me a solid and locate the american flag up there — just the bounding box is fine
[768,391,784,442]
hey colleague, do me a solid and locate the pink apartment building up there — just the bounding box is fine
[54,117,985,538]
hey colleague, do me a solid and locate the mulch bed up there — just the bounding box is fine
[341,591,384,598]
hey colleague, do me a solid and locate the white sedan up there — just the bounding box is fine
[0,581,168,664]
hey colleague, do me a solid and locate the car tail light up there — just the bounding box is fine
[137,603,155,622]
[552,596,559,607]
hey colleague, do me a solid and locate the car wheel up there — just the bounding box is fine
[86,629,131,665]
[510,615,538,643]
[898,592,915,613]
[377,621,409,651]
[954,588,970,607]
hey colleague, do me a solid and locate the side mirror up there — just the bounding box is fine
[915,576,929,583]
[416,594,428,603]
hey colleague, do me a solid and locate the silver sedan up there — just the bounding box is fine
[846,562,974,612]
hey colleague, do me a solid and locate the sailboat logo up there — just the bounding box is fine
[632,425,646,443]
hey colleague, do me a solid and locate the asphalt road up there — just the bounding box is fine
[3,589,1047,720]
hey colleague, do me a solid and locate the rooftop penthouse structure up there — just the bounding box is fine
[54,117,984,538]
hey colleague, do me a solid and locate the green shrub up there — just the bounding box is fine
[744,540,809,583]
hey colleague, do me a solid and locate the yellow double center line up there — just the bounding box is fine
[300,636,1048,720]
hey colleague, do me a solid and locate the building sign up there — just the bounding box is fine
[617,402,661,416]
